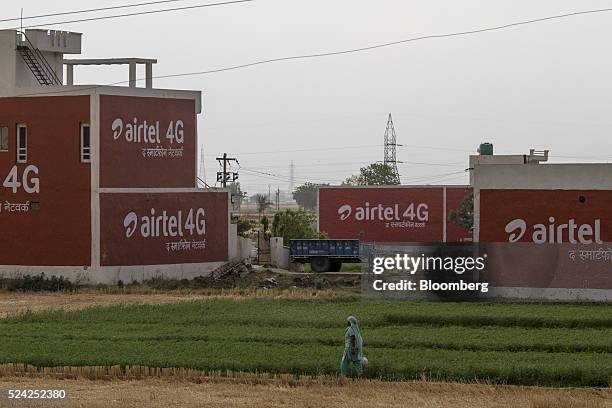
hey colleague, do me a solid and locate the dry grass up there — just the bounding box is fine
[0,374,609,408]
[0,292,196,318]
[0,289,348,318]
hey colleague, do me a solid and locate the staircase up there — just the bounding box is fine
[16,32,62,86]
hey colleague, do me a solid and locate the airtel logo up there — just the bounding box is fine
[124,212,138,238]
[337,202,429,222]
[112,118,123,140]
[122,208,206,239]
[338,205,352,221]
[504,218,603,244]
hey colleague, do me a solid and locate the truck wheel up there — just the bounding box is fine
[330,260,342,272]
[311,257,331,273]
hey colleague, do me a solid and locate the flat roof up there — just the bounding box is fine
[63,58,157,65]
[2,85,203,114]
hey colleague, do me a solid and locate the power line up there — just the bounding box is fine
[239,167,336,184]
[236,159,464,170]
[202,144,471,158]
[399,144,473,153]
[205,144,381,157]
[239,166,468,186]
[239,167,346,184]
[0,0,190,23]
[420,173,469,185]
[401,171,468,184]
[8,0,255,30]
[139,7,612,80]
[14,6,612,97]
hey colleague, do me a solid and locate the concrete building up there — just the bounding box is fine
[314,143,611,301]
[471,147,612,301]
[0,29,246,283]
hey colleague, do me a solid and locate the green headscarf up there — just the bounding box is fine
[345,315,363,360]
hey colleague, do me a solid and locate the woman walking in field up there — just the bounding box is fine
[340,315,365,377]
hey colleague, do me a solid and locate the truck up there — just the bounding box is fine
[289,239,361,272]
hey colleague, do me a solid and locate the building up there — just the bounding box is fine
[0,29,245,283]
[471,148,611,301]
[317,185,472,243]
[317,143,611,301]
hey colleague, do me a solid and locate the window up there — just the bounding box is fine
[16,124,26,163]
[80,123,91,163]
[0,127,8,152]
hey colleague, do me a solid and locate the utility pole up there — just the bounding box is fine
[276,187,280,210]
[216,153,239,188]
[383,114,402,184]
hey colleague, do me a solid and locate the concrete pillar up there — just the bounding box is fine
[128,61,136,88]
[145,62,153,89]
[66,64,73,85]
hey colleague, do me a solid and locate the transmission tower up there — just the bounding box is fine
[383,113,401,184]
[289,161,295,195]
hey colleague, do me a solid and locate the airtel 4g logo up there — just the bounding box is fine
[338,202,429,222]
[123,207,206,239]
[111,117,185,144]
[505,217,603,244]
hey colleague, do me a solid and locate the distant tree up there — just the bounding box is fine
[341,174,361,186]
[232,216,253,238]
[228,182,246,211]
[292,182,328,210]
[260,215,270,234]
[343,163,400,186]
[272,209,322,243]
[254,193,271,217]
[449,192,474,231]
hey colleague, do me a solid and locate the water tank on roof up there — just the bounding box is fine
[478,142,493,155]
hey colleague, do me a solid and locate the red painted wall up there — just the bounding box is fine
[479,189,612,289]
[0,96,91,266]
[480,189,612,243]
[99,95,196,188]
[318,187,471,243]
[100,192,228,266]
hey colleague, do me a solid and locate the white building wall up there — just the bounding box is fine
[0,30,17,95]
[0,29,82,95]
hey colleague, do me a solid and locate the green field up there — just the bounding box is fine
[0,299,611,387]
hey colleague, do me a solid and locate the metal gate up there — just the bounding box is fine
[255,230,271,265]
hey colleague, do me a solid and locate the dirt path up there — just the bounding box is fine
[0,377,609,408]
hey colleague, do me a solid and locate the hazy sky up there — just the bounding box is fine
[4,0,612,194]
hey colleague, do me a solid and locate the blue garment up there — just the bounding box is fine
[340,315,364,376]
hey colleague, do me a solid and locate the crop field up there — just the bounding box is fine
[0,299,610,387]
